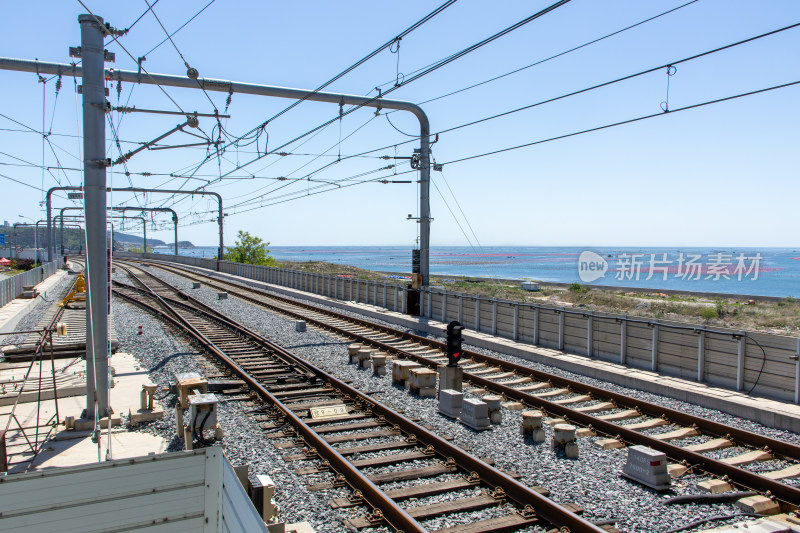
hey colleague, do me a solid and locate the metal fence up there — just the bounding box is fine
[0,261,60,308]
[119,252,800,403]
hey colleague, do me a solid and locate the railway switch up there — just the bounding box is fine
[445,320,463,367]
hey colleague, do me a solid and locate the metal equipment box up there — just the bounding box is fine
[188,393,218,430]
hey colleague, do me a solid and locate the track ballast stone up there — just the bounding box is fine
[112,271,354,532]
[133,264,794,533]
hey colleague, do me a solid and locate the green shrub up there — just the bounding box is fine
[568,282,588,294]
[699,307,718,321]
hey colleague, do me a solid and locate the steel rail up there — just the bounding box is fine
[111,272,428,533]
[137,259,800,506]
[113,263,606,532]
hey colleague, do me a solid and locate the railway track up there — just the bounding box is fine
[112,263,609,533]
[130,259,800,511]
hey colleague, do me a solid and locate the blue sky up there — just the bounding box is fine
[1,1,798,248]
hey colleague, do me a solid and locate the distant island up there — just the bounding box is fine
[110,231,194,250]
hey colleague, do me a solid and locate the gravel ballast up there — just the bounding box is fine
[112,270,356,532]
[130,264,800,533]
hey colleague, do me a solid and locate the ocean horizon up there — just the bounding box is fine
[151,245,800,298]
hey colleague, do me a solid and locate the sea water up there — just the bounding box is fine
[153,245,800,298]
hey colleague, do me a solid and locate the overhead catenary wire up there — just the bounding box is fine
[220,78,800,215]
[250,18,800,184]
[391,0,701,109]
[179,0,571,184]
[224,0,459,144]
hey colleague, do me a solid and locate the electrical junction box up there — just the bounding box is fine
[188,393,218,430]
[175,372,208,408]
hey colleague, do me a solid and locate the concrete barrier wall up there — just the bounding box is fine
[121,253,800,404]
[0,261,59,308]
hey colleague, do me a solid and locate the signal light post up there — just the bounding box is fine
[446,320,464,367]
[440,320,465,394]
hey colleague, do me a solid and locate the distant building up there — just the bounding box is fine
[3,221,8,227]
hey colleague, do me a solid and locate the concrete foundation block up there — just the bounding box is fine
[192,282,201,289]
[438,389,463,418]
[552,423,576,445]
[217,292,227,300]
[371,354,387,376]
[392,360,422,386]
[438,365,463,393]
[73,416,121,431]
[128,405,164,425]
[357,348,372,369]
[734,495,780,515]
[459,397,491,430]
[347,344,361,358]
[409,368,436,389]
[622,445,671,490]
[483,395,502,424]
[295,321,306,332]
[521,411,543,435]
[552,423,579,455]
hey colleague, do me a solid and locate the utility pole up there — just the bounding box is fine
[79,13,111,419]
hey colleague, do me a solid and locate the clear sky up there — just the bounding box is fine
[1,1,798,249]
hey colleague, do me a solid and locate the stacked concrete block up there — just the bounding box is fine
[357,348,372,369]
[482,395,502,424]
[438,389,463,418]
[347,344,362,364]
[371,354,387,376]
[392,360,422,386]
[521,410,546,442]
[552,423,579,458]
[459,397,491,430]
[408,368,437,397]
[622,445,671,490]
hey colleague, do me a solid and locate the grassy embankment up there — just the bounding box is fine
[280,260,800,335]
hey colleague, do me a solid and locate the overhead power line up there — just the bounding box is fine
[396,0,701,108]
[223,78,800,215]
[183,0,571,185]
[263,18,800,184]
[227,0,459,145]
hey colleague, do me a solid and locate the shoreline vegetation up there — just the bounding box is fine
[278,259,800,337]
